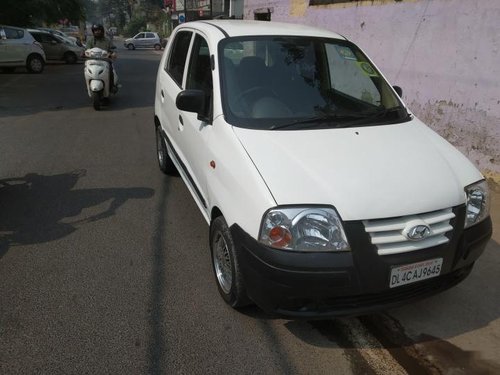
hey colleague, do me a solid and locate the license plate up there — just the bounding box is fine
[389,258,443,288]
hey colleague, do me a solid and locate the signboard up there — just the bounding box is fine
[178,13,186,23]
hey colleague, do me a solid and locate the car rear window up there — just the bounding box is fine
[3,27,24,39]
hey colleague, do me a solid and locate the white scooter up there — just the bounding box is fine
[84,47,119,110]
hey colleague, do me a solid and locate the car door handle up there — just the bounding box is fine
[178,114,184,131]
[160,90,165,103]
[179,115,184,125]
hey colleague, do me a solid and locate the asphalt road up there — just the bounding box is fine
[1,43,499,374]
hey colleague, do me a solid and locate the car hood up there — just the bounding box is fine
[232,118,483,220]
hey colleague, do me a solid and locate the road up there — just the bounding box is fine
[1,43,499,374]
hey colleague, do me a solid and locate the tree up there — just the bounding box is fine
[0,0,85,27]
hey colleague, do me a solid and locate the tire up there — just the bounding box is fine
[64,52,77,64]
[156,126,177,175]
[154,44,161,51]
[26,54,44,73]
[210,216,251,308]
[127,43,135,50]
[92,91,101,111]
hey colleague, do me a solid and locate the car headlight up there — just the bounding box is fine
[259,206,350,252]
[464,180,490,228]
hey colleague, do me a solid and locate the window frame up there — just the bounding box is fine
[165,30,194,88]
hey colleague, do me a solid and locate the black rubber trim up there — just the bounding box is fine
[199,21,230,37]
[160,129,207,208]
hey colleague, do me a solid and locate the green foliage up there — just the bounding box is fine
[123,16,147,37]
[0,0,84,27]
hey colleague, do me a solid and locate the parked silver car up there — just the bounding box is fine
[28,29,84,64]
[0,25,46,73]
[124,32,162,50]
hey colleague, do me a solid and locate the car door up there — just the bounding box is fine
[144,32,155,48]
[0,28,7,63]
[158,29,193,172]
[135,33,145,48]
[0,27,25,64]
[38,33,60,60]
[158,29,212,211]
[175,33,214,211]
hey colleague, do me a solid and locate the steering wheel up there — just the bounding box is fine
[233,86,278,115]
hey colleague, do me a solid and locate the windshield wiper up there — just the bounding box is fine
[333,107,411,128]
[270,113,365,130]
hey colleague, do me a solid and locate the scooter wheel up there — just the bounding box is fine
[92,91,101,111]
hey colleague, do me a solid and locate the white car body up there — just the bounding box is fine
[154,20,492,317]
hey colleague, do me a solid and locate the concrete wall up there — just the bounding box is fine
[243,0,500,179]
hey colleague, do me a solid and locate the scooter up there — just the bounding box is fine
[83,47,119,110]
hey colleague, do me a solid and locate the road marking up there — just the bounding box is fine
[340,318,408,375]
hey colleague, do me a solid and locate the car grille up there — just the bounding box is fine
[363,208,455,256]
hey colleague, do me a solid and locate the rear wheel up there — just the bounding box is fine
[156,126,177,175]
[210,216,251,308]
[64,52,77,64]
[92,91,101,110]
[154,44,161,51]
[127,44,135,50]
[26,54,44,73]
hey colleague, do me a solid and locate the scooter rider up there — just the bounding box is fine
[86,24,118,91]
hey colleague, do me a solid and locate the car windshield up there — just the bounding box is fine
[219,36,410,130]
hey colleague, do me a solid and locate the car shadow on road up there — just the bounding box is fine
[0,170,154,258]
[279,238,500,373]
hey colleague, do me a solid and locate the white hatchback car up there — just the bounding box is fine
[154,20,492,318]
[0,25,46,73]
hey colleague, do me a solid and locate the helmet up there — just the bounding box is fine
[91,24,104,34]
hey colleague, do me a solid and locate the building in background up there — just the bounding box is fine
[242,0,500,180]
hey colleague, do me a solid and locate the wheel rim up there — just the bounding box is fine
[156,129,165,167]
[30,58,43,72]
[213,232,232,294]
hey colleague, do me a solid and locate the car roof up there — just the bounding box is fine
[0,24,27,30]
[176,20,346,40]
[27,29,50,33]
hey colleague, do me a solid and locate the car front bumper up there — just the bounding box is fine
[230,205,492,318]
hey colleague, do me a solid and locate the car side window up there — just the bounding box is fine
[136,33,145,39]
[186,35,212,94]
[166,31,193,87]
[146,33,154,39]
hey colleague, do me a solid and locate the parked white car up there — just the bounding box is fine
[0,25,46,73]
[124,31,162,50]
[154,20,492,318]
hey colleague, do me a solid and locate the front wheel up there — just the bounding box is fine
[91,91,101,110]
[210,216,251,308]
[127,43,135,50]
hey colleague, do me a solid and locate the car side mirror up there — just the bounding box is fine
[176,90,210,122]
[393,85,403,98]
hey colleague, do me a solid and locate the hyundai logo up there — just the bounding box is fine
[402,220,431,241]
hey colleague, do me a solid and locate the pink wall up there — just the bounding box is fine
[244,0,500,177]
